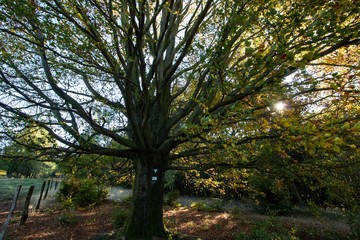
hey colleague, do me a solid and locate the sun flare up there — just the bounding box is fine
[274,102,286,112]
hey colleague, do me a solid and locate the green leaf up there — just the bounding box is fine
[333,137,343,145]
[353,121,360,131]
[245,47,253,55]
[333,145,340,153]
[341,122,350,130]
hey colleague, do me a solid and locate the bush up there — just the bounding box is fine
[164,170,177,191]
[190,199,224,212]
[209,198,225,211]
[57,178,109,207]
[165,190,180,206]
[119,194,133,207]
[348,209,360,239]
[250,177,292,215]
[112,208,129,229]
[190,201,208,211]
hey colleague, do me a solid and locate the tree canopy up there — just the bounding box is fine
[0,0,359,238]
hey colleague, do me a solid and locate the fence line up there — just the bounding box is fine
[43,179,51,200]
[0,179,60,240]
[19,186,35,226]
[0,185,22,240]
[35,181,47,211]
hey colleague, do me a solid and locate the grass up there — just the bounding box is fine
[0,178,52,202]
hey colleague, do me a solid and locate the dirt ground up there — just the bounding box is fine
[0,198,353,240]
[1,199,115,240]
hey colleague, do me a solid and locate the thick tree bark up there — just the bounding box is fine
[124,154,168,239]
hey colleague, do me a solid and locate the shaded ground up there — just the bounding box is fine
[1,197,352,240]
[165,206,352,240]
[1,199,115,240]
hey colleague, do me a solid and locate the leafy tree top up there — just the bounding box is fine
[0,0,359,165]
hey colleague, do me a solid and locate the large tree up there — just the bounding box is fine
[0,0,359,238]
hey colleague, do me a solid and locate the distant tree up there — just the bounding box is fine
[0,0,359,238]
[0,123,58,177]
[1,142,58,178]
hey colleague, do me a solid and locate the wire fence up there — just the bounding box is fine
[0,179,60,240]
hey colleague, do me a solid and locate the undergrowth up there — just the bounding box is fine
[190,199,224,212]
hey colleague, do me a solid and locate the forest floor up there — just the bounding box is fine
[0,196,354,240]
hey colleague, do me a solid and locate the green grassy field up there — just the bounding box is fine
[0,178,52,202]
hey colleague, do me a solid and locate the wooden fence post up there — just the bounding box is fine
[55,180,59,190]
[0,185,22,240]
[19,185,35,226]
[35,181,46,211]
[43,179,51,200]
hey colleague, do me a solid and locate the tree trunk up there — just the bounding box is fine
[124,154,168,239]
[292,183,305,208]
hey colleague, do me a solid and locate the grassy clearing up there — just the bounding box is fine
[0,178,50,202]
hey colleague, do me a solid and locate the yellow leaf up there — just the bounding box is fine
[282,121,291,128]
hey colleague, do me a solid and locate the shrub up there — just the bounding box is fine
[119,194,133,207]
[112,208,129,229]
[60,197,74,210]
[209,198,225,211]
[348,209,360,239]
[190,201,208,211]
[164,170,177,191]
[190,199,224,212]
[251,179,292,216]
[307,200,322,218]
[165,190,180,206]
[57,178,109,207]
